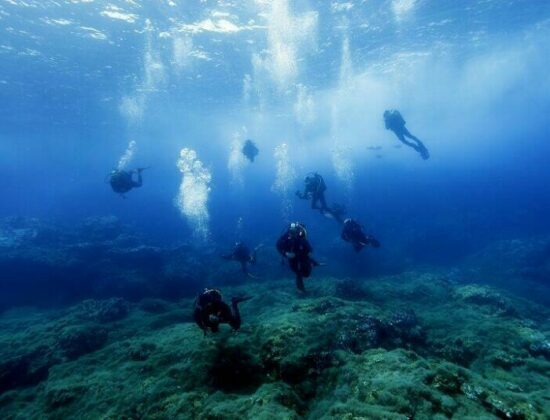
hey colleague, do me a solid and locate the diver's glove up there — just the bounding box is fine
[285,252,296,259]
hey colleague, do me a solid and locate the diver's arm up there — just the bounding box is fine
[227,302,241,330]
[296,190,308,200]
[309,257,326,267]
[250,244,263,264]
[193,306,207,333]
[276,236,287,256]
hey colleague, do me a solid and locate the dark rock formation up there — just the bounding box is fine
[57,325,108,360]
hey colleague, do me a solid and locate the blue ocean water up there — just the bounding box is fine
[2,2,550,418]
[1,0,550,280]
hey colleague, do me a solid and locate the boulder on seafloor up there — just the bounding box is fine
[77,216,123,241]
[1,265,550,418]
[72,298,129,323]
[465,236,550,284]
[208,345,264,393]
[57,325,108,360]
[454,285,518,316]
[334,278,371,301]
[336,308,426,354]
[0,217,213,309]
[528,339,550,360]
[44,383,86,411]
[0,348,53,394]
[431,337,482,367]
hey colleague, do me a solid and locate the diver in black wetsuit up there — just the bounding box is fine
[296,173,345,224]
[193,288,251,334]
[276,222,321,292]
[341,218,381,252]
[221,242,262,278]
[109,168,146,196]
[297,173,328,211]
[383,110,429,160]
[242,139,259,162]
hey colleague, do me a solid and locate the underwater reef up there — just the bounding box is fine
[0,217,216,310]
[1,219,550,419]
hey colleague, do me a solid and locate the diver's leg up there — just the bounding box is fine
[229,300,242,330]
[397,132,422,153]
[402,127,420,143]
[295,275,305,292]
[251,249,257,265]
[132,171,143,188]
[319,193,329,212]
[311,195,319,209]
[403,128,428,151]
[332,207,344,224]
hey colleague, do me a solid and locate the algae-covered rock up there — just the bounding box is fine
[334,278,371,301]
[128,342,157,362]
[426,363,469,395]
[490,349,525,369]
[73,298,129,323]
[336,314,382,353]
[454,284,518,316]
[529,339,550,360]
[0,352,51,394]
[1,273,550,418]
[58,325,108,360]
[139,298,170,313]
[431,337,483,367]
[209,345,264,393]
[45,383,85,410]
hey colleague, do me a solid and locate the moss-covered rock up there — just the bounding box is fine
[1,273,550,418]
[57,325,108,360]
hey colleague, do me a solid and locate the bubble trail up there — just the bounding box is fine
[175,148,212,241]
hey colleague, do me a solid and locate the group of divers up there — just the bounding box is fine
[108,110,429,335]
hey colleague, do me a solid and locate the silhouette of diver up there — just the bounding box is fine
[296,173,345,224]
[109,168,147,197]
[276,222,322,292]
[383,110,429,160]
[193,288,251,334]
[242,139,259,162]
[341,218,381,252]
[221,242,263,278]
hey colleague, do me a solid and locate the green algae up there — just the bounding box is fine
[1,273,549,419]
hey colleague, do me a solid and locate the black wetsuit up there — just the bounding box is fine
[193,290,243,333]
[297,174,329,212]
[221,242,256,275]
[341,219,380,252]
[276,227,319,292]
[384,110,429,159]
[109,169,142,194]
[242,140,259,162]
[297,174,345,224]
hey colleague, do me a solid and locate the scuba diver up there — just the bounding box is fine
[341,218,381,252]
[383,110,429,160]
[276,222,322,292]
[296,173,345,224]
[221,242,263,278]
[108,168,147,197]
[193,288,251,334]
[242,139,259,162]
